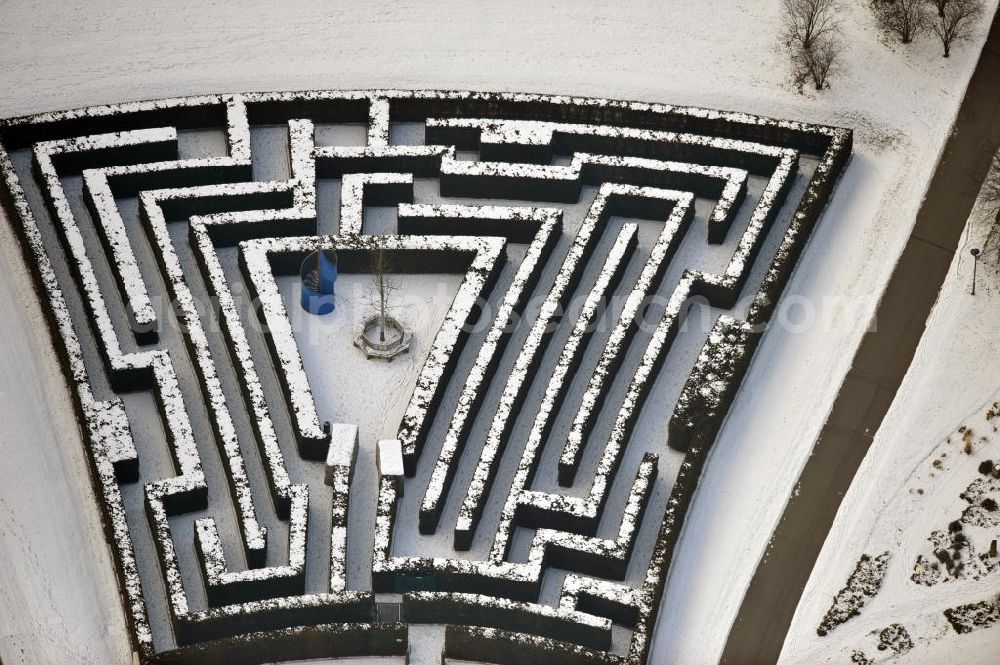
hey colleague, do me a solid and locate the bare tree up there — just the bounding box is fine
[790,35,842,90]
[871,0,930,43]
[367,245,401,342]
[931,0,983,56]
[783,0,843,91]
[782,0,841,50]
[807,35,841,88]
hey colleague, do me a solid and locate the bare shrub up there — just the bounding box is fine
[931,0,984,56]
[366,245,401,342]
[871,0,930,43]
[783,0,843,91]
[791,35,842,90]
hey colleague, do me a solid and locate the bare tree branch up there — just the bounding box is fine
[367,245,402,342]
[782,0,842,50]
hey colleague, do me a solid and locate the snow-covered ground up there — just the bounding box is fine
[779,157,1000,664]
[283,273,466,446]
[0,2,996,664]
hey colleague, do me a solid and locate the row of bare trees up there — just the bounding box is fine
[782,0,986,92]
[871,0,984,57]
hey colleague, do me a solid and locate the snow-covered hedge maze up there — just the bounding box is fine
[0,91,850,664]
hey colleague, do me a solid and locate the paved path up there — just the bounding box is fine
[720,12,1000,665]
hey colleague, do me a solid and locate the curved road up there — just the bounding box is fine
[721,11,1000,665]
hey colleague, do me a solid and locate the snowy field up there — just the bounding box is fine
[780,156,1000,664]
[0,2,996,665]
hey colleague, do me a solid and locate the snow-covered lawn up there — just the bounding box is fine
[0,2,996,664]
[281,273,466,446]
[780,156,1000,665]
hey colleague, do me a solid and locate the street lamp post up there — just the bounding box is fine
[971,247,981,296]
